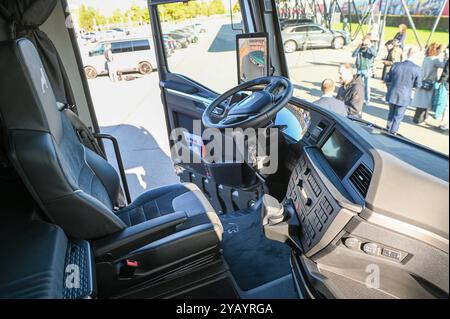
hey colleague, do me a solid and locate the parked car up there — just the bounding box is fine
[279,18,314,30]
[80,31,98,43]
[171,29,198,44]
[101,29,127,41]
[163,35,179,52]
[164,33,190,48]
[193,23,207,33]
[84,38,156,79]
[112,27,130,36]
[282,23,349,53]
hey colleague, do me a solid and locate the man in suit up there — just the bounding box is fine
[385,47,422,134]
[314,79,348,116]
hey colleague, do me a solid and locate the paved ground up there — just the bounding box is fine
[85,20,449,200]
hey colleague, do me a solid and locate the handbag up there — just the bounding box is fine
[421,80,434,91]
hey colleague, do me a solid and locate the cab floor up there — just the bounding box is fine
[219,207,295,294]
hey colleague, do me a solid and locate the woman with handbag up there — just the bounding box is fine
[411,43,445,124]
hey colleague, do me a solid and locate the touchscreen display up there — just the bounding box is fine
[237,34,269,83]
[321,130,362,179]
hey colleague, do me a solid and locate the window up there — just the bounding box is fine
[133,40,150,52]
[274,0,449,154]
[111,42,122,54]
[120,41,134,53]
[158,0,244,93]
[308,26,324,33]
[90,43,105,56]
[292,26,308,33]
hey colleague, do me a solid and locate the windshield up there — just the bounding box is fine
[273,0,449,156]
[90,42,105,56]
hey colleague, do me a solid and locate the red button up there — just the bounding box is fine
[126,259,139,267]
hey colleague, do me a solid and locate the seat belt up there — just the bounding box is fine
[57,103,106,159]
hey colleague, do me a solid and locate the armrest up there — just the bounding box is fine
[93,211,188,262]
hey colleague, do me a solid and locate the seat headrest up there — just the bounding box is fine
[0,38,62,140]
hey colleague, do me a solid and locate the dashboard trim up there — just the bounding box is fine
[361,210,449,254]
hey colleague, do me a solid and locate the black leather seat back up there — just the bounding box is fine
[0,38,126,239]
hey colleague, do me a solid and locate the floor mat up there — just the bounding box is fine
[219,208,292,291]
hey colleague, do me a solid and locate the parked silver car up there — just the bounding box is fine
[282,23,349,53]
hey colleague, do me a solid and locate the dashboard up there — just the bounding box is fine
[276,100,449,298]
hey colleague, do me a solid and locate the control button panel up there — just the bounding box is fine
[287,156,340,251]
[341,236,408,262]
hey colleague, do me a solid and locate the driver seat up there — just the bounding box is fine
[0,38,222,241]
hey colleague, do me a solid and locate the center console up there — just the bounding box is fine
[286,154,343,253]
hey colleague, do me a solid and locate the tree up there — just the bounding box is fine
[208,0,226,15]
[110,9,124,25]
[77,4,106,30]
[233,1,241,13]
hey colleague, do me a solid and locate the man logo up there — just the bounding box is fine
[40,68,49,94]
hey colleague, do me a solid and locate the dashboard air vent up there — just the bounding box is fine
[350,164,372,198]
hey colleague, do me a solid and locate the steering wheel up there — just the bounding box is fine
[202,76,293,129]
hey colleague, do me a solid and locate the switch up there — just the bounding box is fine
[344,237,360,250]
[362,243,379,255]
[381,248,401,261]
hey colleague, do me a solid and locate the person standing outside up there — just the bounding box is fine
[385,47,422,134]
[411,43,445,124]
[382,40,403,85]
[104,43,117,82]
[314,79,348,116]
[438,59,449,131]
[392,24,407,49]
[337,64,365,118]
[352,35,377,106]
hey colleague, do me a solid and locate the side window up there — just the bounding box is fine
[157,0,244,93]
[292,26,307,33]
[90,43,105,56]
[111,42,122,54]
[120,41,133,53]
[133,40,150,52]
[308,26,324,33]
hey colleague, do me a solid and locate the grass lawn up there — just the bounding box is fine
[332,23,449,46]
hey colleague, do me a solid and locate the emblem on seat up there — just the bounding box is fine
[40,68,49,94]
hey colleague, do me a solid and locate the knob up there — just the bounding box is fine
[344,237,360,250]
[261,195,285,226]
[305,198,313,207]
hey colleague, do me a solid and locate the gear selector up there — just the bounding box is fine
[261,195,286,226]
[261,195,300,248]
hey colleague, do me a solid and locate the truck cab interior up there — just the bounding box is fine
[0,0,448,299]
